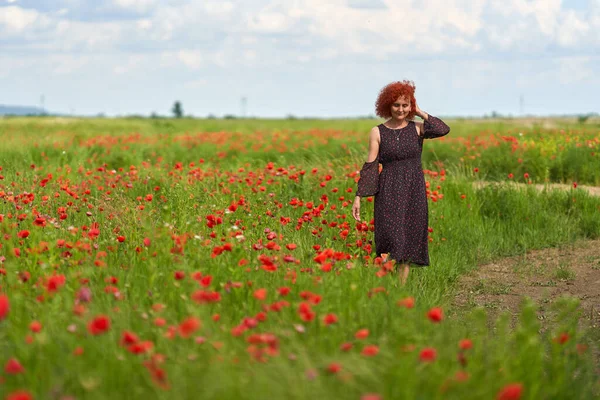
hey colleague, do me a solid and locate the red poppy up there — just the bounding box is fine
[427,307,443,323]
[253,288,267,301]
[323,313,338,325]
[397,297,415,308]
[174,271,185,280]
[327,362,341,374]
[179,317,201,338]
[87,315,111,335]
[340,342,353,352]
[553,332,570,345]
[355,329,369,340]
[46,274,66,293]
[29,321,42,333]
[361,345,379,357]
[5,390,34,400]
[278,287,291,296]
[17,230,30,239]
[120,331,139,346]
[459,339,473,350]
[419,347,437,362]
[0,294,9,321]
[5,358,25,374]
[496,383,523,400]
[361,394,382,400]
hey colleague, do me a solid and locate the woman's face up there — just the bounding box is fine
[390,96,411,120]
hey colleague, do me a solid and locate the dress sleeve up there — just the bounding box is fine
[422,115,450,139]
[356,156,380,197]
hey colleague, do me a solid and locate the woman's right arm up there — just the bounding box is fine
[355,127,381,199]
[352,127,380,221]
[365,126,380,163]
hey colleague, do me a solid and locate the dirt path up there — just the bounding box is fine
[473,180,600,197]
[453,181,600,363]
[452,239,600,327]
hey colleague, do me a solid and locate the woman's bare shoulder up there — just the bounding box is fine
[369,125,381,139]
[414,120,424,136]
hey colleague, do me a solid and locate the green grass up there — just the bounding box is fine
[0,117,599,399]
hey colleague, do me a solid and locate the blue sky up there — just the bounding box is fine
[0,0,599,118]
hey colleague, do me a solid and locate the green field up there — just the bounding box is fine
[0,116,599,400]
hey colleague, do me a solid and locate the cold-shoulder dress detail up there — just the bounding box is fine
[356,116,450,266]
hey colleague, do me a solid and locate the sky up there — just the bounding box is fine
[0,0,599,118]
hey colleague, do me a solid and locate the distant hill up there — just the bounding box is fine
[0,105,47,116]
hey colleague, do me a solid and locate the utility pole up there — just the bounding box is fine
[240,96,247,118]
[519,95,524,116]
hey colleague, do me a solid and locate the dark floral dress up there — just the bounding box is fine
[356,116,450,266]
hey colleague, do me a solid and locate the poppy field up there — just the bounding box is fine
[1,117,599,400]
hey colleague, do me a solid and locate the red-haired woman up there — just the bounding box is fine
[351,80,450,285]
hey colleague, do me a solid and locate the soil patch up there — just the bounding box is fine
[452,239,600,363]
[473,180,600,197]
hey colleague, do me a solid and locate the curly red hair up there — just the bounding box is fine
[375,80,416,119]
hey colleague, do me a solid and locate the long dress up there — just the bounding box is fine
[356,116,450,266]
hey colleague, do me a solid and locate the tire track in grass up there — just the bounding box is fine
[454,181,600,366]
[472,180,600,197]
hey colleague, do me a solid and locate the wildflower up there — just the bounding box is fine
[361,345,379,357]
[397,296,415,308]
[427,307,443,322]
[87,315,111,335]
[174,271,185,280]
[355,328,369,340]
[327,362,341,374]
[496,383,523,400]
[419,347,437,362]
[120,331,139,346]
[459,339,472,350]
[179,317,201,338]
[340,342,353,352]
[253,288,267,301]
[17,230,30,239]
[29,321,42,333]
[5,390,34,400]
[4,358,25,374]
[0,294,9,321]
[361,394,382,400]
[323,313,338,325]
[455,371,470,382]
[553,332,570,345]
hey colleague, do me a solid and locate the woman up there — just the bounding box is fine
[351,80,450,285]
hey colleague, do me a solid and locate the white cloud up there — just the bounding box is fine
[557,11,590,47]
[176,50,203,69]
[113,54,145,75]
[112,0,157,13]
[204,1,234,16]
[555,56,596,85]
[246,12,294,33]
[1,0,599,74]
[0,6,51,34]
[184,78,208,89]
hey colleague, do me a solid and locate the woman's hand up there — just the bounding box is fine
[414,100,428,121]
[352,196,361,221]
